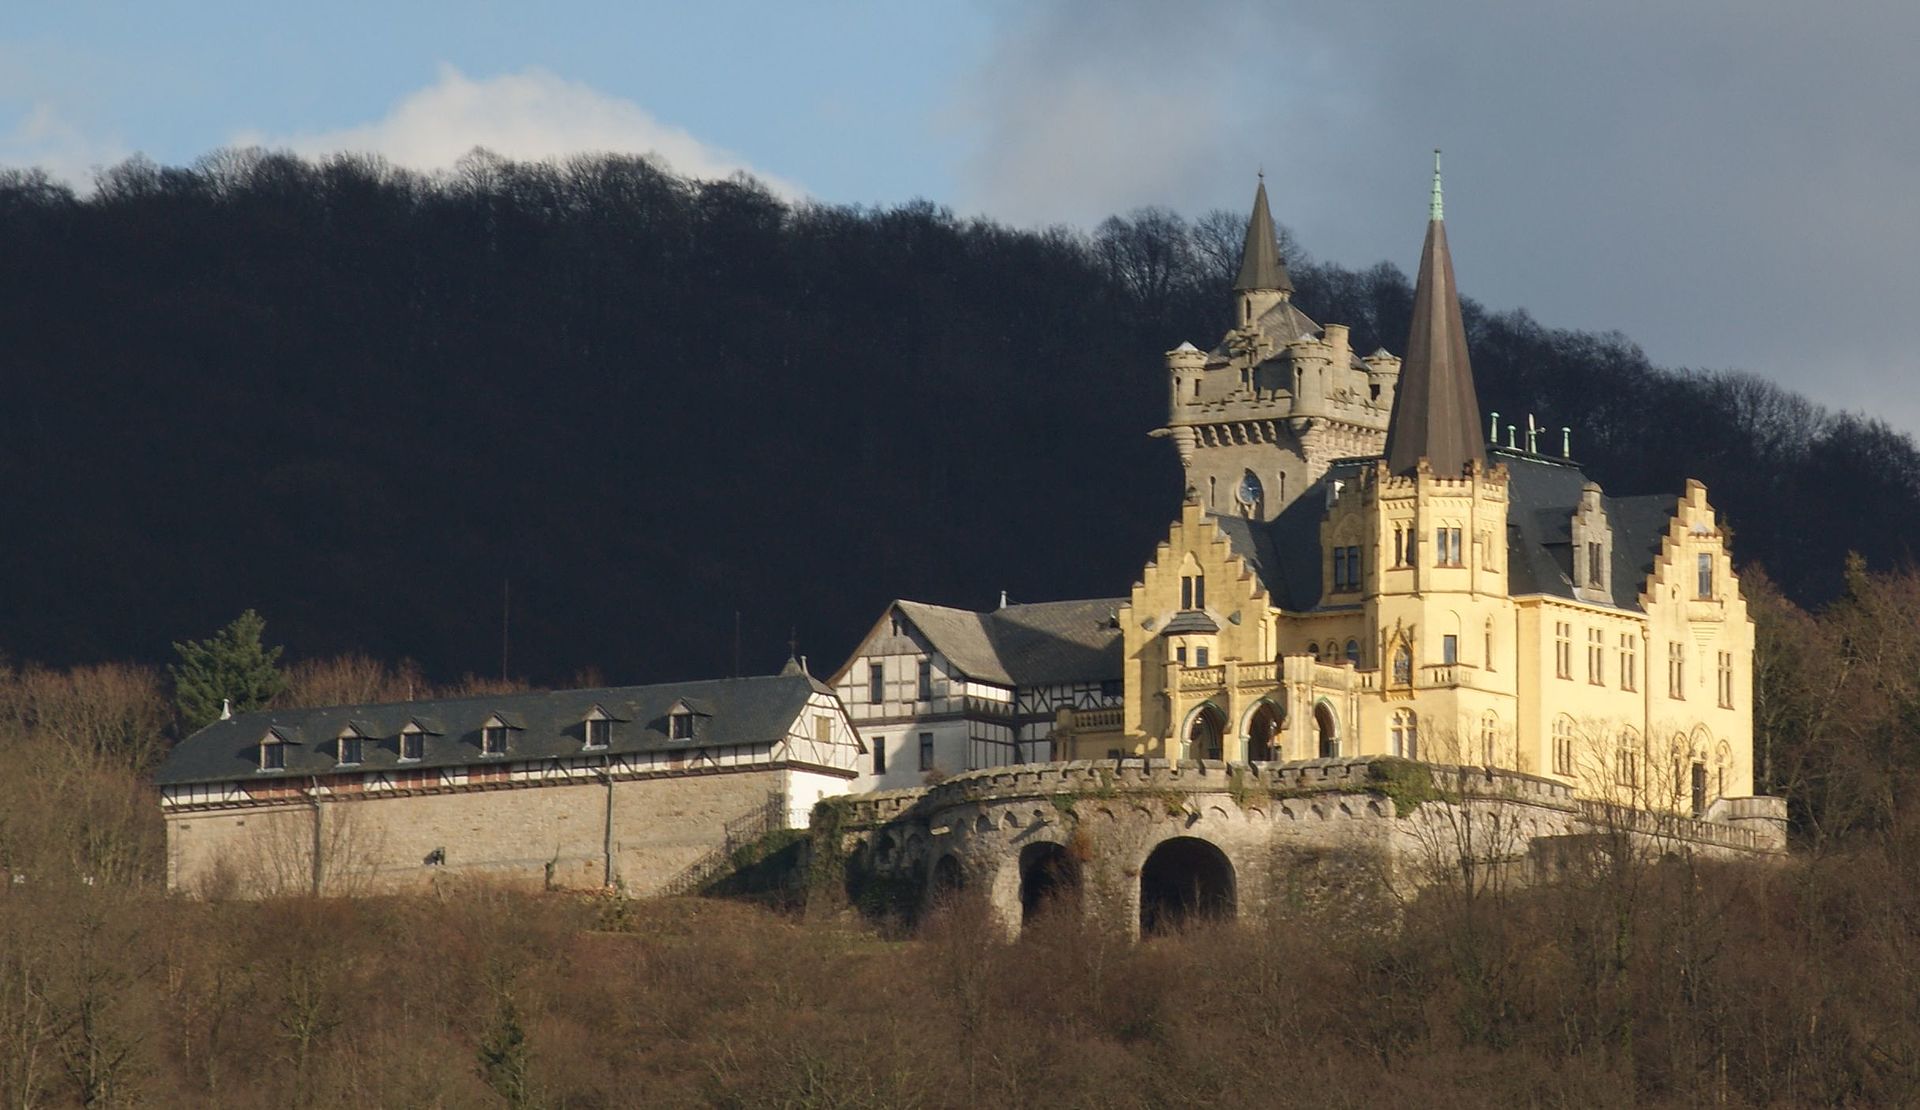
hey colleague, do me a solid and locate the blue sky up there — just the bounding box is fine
[8,1,1920,434]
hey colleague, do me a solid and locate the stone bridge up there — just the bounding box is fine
[814,757,1787,937]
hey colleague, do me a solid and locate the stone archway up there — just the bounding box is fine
[1314,701,1340,758]
[1018,841,1082,924]
[930,853,964,907]
[1246,700,1284,762]
[1186,704,1226,761]
[1139,836,1236,935]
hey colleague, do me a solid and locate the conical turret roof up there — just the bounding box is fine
[1384,152,1485,477]
[1233,178,1294,294]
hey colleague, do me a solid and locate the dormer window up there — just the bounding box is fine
[584,717,612,749]
[481,724,509,756]
[669,710,694,741]
[400,727,424,761]
[336,733,363,766]
[259,737,287,771]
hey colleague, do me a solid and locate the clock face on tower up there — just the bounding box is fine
[1237,471,1264,507]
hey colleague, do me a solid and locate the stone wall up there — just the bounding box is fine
[166,767,792,898]
[820,757,1787,937]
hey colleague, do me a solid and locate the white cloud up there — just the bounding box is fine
[238,64,801,195]
[0,102,128,188]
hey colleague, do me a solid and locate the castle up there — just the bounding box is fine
[155,156,1785,920]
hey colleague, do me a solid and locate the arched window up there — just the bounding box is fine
[1480,712,1498,766]
[1247,701,1284,762]
[1391,643,1413,686]
[1186,705,1225,762]
[1344,639,1360,665]
[1306,641,1319,659]
[1314,702,1340,758]
[1390,709,1418,759]
[1616,728,1641,789]
[1552,716,1575,776]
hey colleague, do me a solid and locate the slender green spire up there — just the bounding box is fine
[1430,148,1444,222]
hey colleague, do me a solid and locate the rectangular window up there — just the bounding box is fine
[815,715,832,745]
[868,661,884,704]
[585,719,611,748]
[401,731,423,761]
[1620,634,1638,691]
[1175,646,1188,665]
[1181,574,1205,610]
[1588,628,1605,684]
[1442,634,1458,665]
[1435,527,1464,566]
[261,741,286,771]
[1332,547,1347,590]
[1552,725,1573,776]
[338,736,362,765]
[872,736,887,775]
[917,659,932,702]
[1718,651,1734,708]
[1554,621,1572,679]
[669,713,694,740]
[482,725,508,755]
[1100,679,1122,700]
[1669,641,1686,699]
[1616,747,1639,789]
[1195,647,1210,667]
[1588,541,1604,587]
[918,732,934,772]
[1697,552,1713,599]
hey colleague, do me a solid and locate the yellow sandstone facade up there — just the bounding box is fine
[1062,159,1759,822]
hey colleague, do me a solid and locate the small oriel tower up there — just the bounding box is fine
[1156,177,1400,521]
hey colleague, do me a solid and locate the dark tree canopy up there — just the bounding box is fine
[0,149,1912,684]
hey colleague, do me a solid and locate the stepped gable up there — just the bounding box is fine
[155,672,827,786]
[892,597,1125,686]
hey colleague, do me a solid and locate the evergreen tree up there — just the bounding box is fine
[169,610,287,730]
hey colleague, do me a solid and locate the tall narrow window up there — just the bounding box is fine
[1345,639,1360,665]
[1588,628,1605,684]
[1442,634,1459,665]
[872,736,887,775]
[1669,641,1686,699]
[1391,709,1417,758]
[1484,621,1495,672]
[1718,651,1734,708]
[1392,644,1413,685]
[1588,541,1605,587]
[1620,634,1638,691]
[1393,526,1406,567]
[1481,713,1498,766]
[868,661,885,704]
[1697,552,1713,599]
[1181,574,1206,610]
[1552,717,1575,776]
[1195,647,1210,667]
[1555,622,1572,679]
[918,732,935,772]
[401,729,423,761]
[1175,646,1188,665]
[1616,732,1640,789]
[916,659,932,702]
[1435,527,1463,566]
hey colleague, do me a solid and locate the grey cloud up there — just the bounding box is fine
[953,0,1920,432]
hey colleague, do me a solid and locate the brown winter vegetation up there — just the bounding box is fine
[6,568,1920,1105]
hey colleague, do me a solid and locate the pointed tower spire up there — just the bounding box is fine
[1233,175,1294,295]
[1384,150,1485,477]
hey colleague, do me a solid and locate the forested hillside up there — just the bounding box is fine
[0,150,1911,683]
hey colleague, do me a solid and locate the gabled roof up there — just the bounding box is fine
[1207,452,1681,614]
[156,672,836,787]
[889,597,1125,687]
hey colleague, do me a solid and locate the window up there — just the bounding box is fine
[1175,646,1188,665]
[1100,679,1122,700]
[1393,526,1406,567]
[337,735,363,765]
[1481,713,1498,766]
[1697,552,1713,599]
[1195,647,1210,668]
[1306,642,1319,659]
[1616,732,1640,789]
[872,736,887,775]
[1718,651,1734,708]
[1588,627,1605,684]
[1390,709,1417,758]
[400,730,423,761]
[1484,622,1494,672]
[1345,639,1360,665]
[259,738,286,771]
[1669,641,1686,699]
[917,659,932,702]
[1555,621,1572,679]
[1588,541,1604,587]
[815,716,832,745]
[481,725,509,755]
[669,712,694,741]
[1436,526,1464,566]
[1392,644,1413,685]
[918,732,934,772]
[1620,634,1638,692]
[867,662,884,704]
[889,612,904,637]
[585,718,611,748]
[1442,634,1458,665]
[1332,545,1362,591]
[1181,573,1205,610]
[1552,716,1575,776]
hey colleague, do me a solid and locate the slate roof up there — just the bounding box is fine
[155,673,834,787]
[1233,178,1294,294]
[892,597,1125,687]
[1207,450,1679,614]
[1383,192,1485,477]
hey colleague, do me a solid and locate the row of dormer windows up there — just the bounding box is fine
[257,708,697,771]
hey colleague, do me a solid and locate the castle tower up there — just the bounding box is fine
[1383,151,1485,478]
[1155,178,1397,522]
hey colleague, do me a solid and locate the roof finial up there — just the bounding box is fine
[1430,148,1444,222]
[220,698,232,721]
